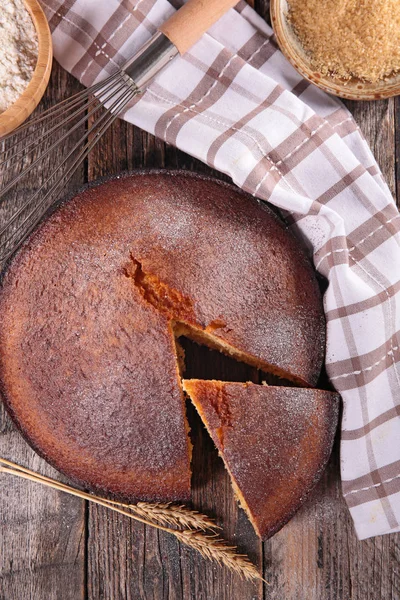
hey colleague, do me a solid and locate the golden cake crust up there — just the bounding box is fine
[183,380,339,540]
[0,171,326,501]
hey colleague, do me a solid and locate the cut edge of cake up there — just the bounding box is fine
[182,379,265,538]
[173,321,310,387]
[168,322,193,489]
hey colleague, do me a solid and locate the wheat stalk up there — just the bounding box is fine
[0,458,263,582]
[0,457,218,531]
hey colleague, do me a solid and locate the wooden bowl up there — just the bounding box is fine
[270,0,400,101]
[0,0,53,137]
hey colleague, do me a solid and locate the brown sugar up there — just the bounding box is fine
[287,0,400,82]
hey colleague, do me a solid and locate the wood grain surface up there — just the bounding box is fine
[1,1,400,599]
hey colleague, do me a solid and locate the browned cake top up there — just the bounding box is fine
[0,171,325,501]
[0,235,191,500]
[183,380,339,539]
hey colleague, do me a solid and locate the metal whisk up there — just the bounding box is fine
[0,0,237,263]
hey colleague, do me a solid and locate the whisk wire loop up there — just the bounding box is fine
[0,75,138,262]
[0,30,178,263]
[0,71,129,170]
[0,71,125,144]
[0,73,136,201]
[0,68,139,262]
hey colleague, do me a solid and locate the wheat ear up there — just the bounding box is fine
[112,500,219,531]
[174,530,262,581]
[0,458,263,582]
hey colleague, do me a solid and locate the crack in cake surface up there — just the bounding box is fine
[125,256,197,324]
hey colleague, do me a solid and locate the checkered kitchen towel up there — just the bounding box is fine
[40,0,400,540]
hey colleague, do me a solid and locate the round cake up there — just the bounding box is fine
[0,171,326,502]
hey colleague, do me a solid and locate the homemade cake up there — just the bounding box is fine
[183,380,340,539]
[0,171,326,501]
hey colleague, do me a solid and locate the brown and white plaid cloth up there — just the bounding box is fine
[40,0,400,539]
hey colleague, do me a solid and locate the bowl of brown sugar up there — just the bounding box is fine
[270,0,400,100]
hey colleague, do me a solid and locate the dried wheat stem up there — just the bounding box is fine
[0,457,218,531]
[0,457,85,491]
[0,460,263,582]
[0,465,157,528]
[0,457,217,531]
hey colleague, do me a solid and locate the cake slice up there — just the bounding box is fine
[182,380,339,540]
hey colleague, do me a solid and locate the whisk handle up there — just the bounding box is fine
[159,0,239,55]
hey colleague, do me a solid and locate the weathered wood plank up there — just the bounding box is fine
[263,447,348,600]
[0,63,86,600]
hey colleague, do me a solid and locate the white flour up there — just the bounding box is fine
[0,0,38,113]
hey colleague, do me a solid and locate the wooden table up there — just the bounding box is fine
[1,2,400,599]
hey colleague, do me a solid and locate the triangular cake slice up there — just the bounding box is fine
[182,380,339,540]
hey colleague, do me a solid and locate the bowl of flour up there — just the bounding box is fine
[0,0,52,136]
